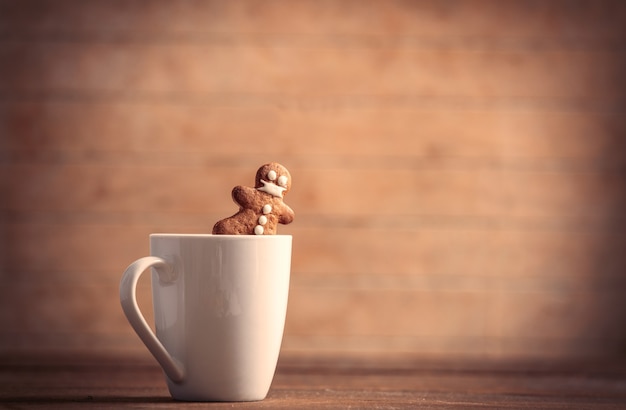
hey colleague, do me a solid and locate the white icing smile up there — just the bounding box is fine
[257,180,286,198]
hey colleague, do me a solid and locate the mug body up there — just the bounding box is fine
[150,234,291,401]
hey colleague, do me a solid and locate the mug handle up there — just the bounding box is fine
[120,256,185,382]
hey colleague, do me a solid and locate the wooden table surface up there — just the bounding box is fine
[1,352,625,409]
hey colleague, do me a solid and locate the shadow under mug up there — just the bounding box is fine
[120,234,292,402]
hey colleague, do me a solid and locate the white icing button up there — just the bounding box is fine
[254,225,264,235]
[262,204,272,214]
[267,170,277,181]
[258,215,268,225]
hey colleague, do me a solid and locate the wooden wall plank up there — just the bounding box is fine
[0,282,130,334]
[2,102,626,160]
[4,223,152,272]
[292,227,626,280]
[285,288,494,338]
[284,287,626,340]
[2,43,625,99]
[2,0,625,39]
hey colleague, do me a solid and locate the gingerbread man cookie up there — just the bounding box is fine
[212,162,295,235]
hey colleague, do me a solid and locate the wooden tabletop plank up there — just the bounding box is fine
[1,353,625,409]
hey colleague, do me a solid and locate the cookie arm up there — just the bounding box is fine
[231,186,258,209]
[279,203,295,225]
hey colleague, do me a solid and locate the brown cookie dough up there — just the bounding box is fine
[212,163,295,235]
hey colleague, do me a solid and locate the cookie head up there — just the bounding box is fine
[255,162,292,198]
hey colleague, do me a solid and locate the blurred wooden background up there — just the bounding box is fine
[1,0,625,359]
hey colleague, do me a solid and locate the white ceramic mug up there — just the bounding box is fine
[120,234,292,402]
